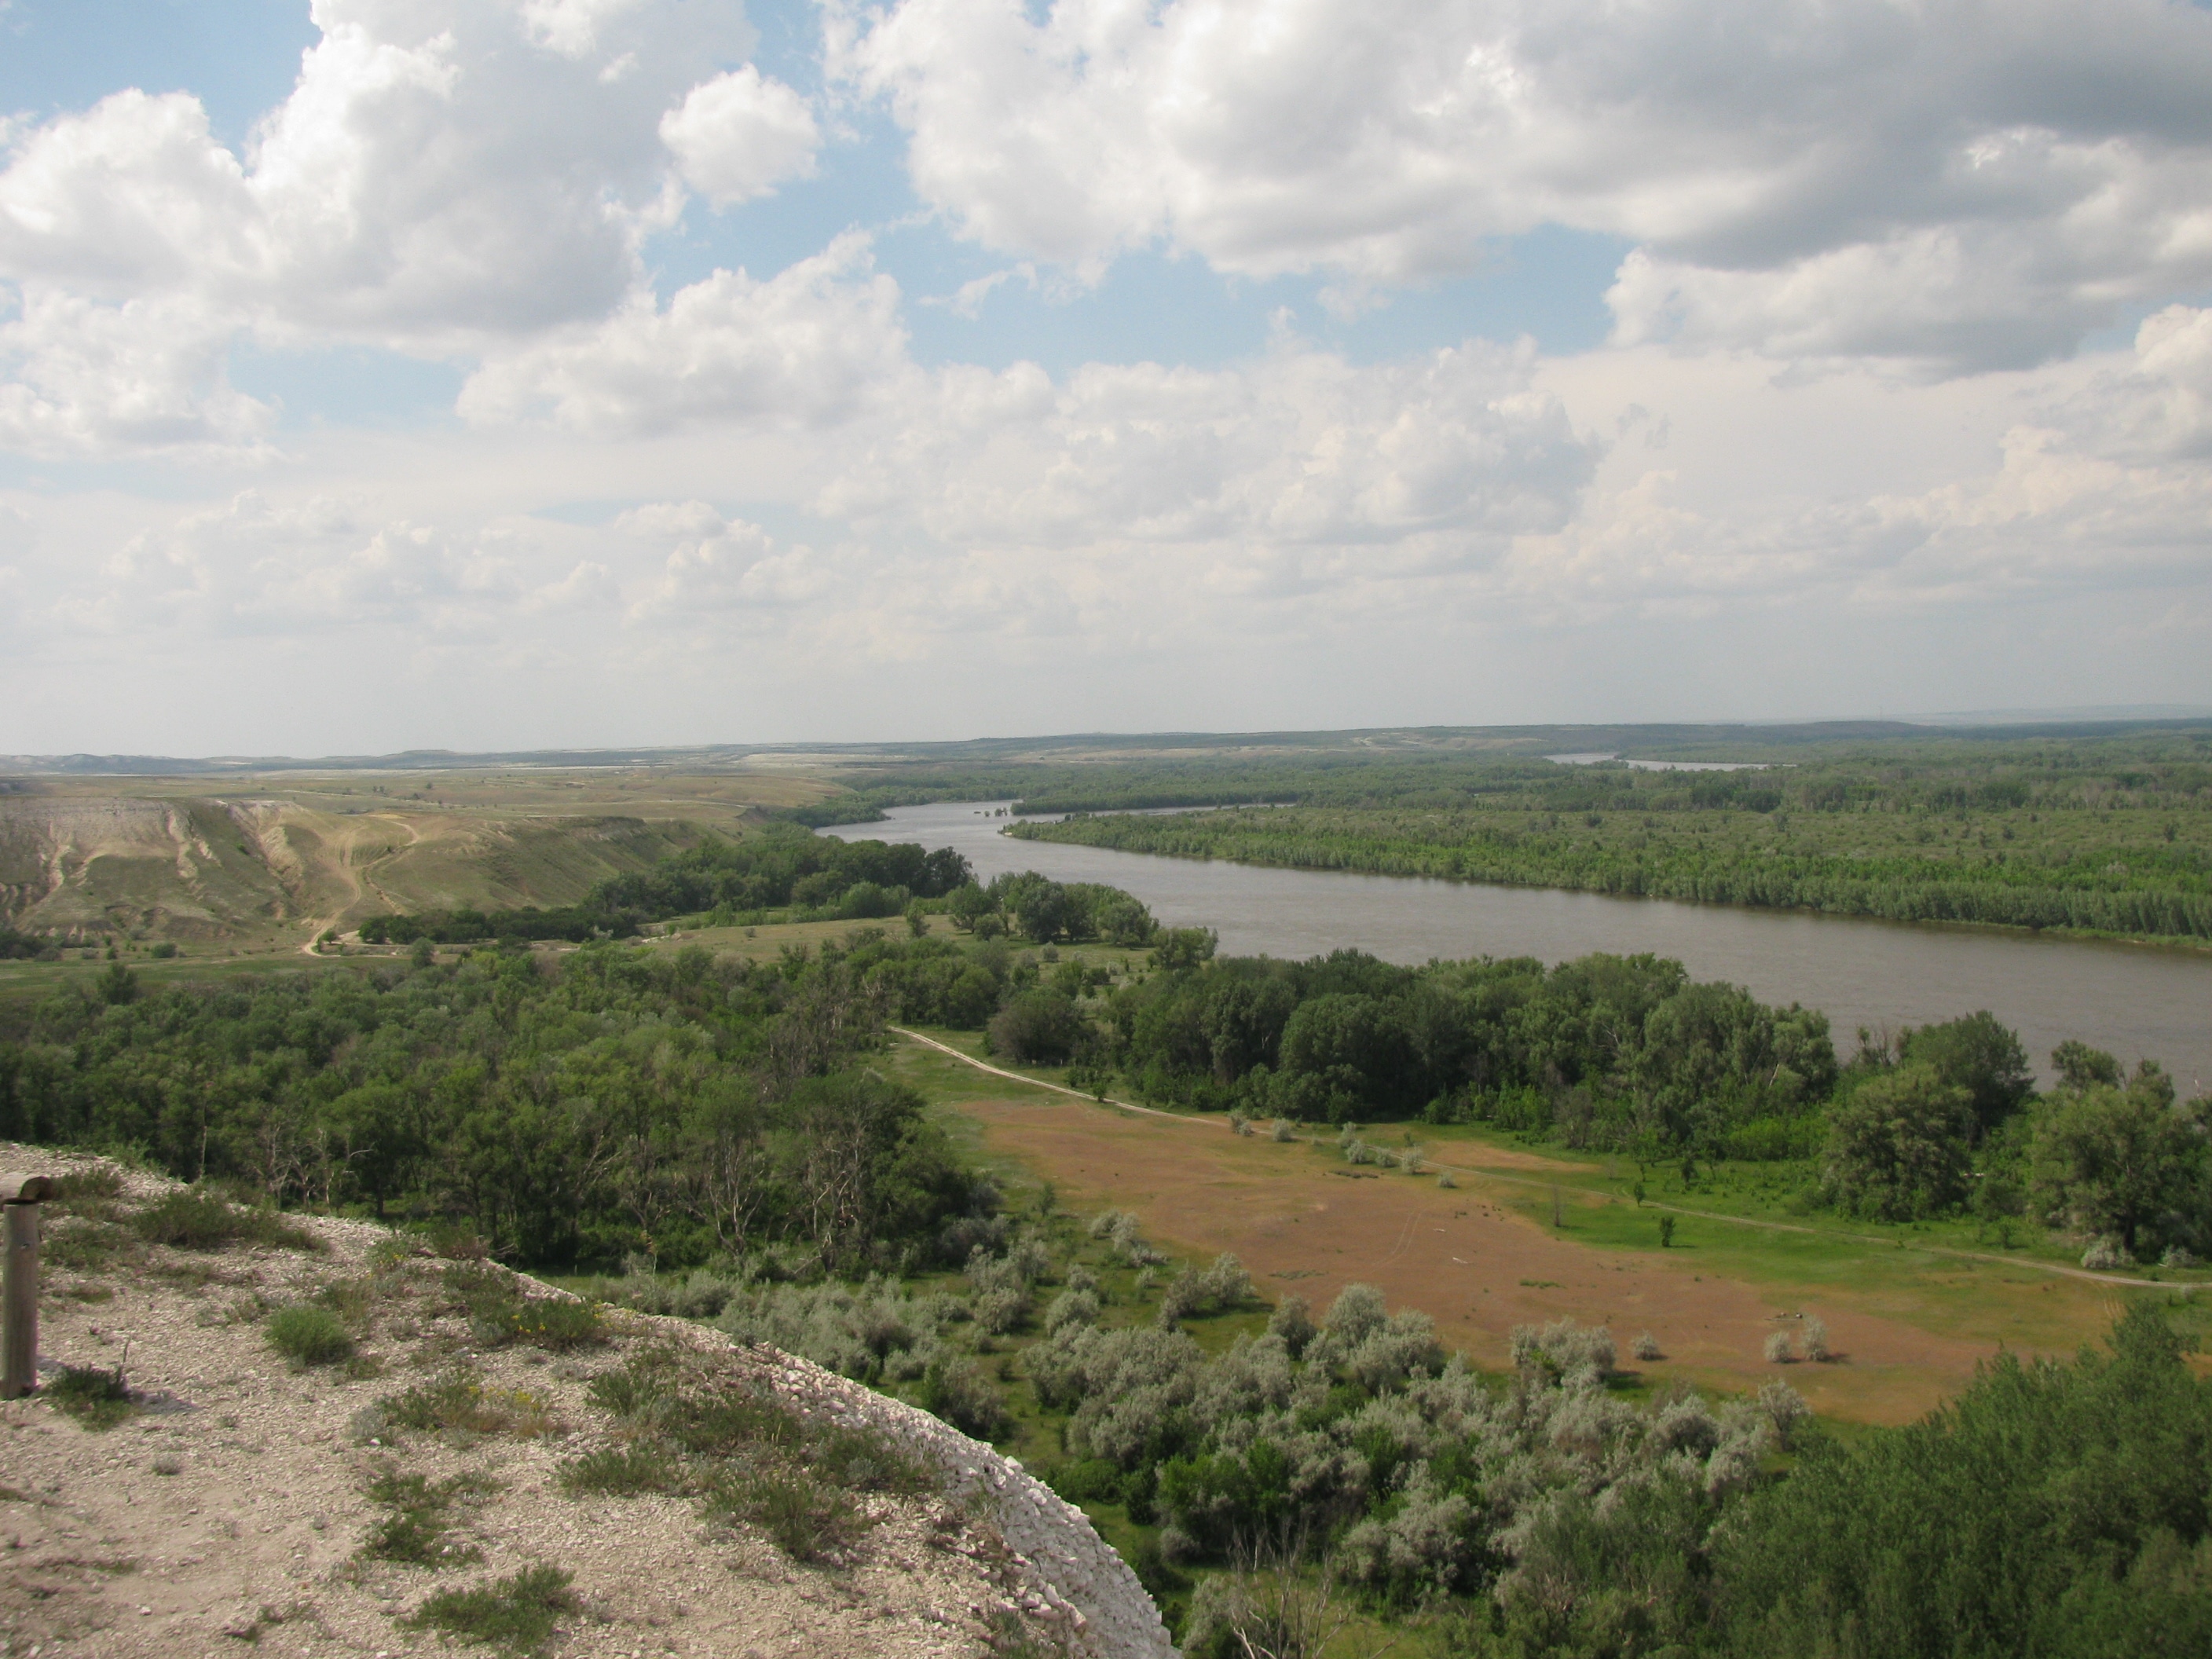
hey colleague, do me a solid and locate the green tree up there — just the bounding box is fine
[1821,1064,1976,1220]
[2029,1064,2208,1259]
[1149,927,1218,972]
[1900,1011,2034,1138]
[945,883,993,931]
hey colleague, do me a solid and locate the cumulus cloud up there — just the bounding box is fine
[2053,305,2212,461]
[56,489,564,637]
[457,233,910,433]
[623,503,833,622]
[0,290,273,455]
[833,0,2212,368]
[661,65,821,205]
[819,336,1595,569]
[0,0,816,449]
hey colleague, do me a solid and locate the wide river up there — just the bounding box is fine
[821,800,2212,1090]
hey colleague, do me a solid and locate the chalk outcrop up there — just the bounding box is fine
[0,1144,1174,1657]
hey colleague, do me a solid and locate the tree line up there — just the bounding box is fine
[1014,797,2212,941]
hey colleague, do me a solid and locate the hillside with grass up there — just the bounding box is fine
[0,764,848,953]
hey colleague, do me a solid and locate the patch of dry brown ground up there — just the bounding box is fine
[949,1093,2048,1426]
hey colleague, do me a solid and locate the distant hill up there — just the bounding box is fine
[9,714,2212,778]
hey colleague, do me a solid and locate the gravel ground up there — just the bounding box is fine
[0,1147,1174,1659]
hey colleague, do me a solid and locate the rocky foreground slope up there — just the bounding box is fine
[0,1145,1174,1657]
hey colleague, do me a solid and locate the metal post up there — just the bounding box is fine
[2,1200,38,1400]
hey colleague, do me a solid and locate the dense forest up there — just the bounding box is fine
[1010,741,2212,942]
[0,939,996,1269]
[785,724,2212,821]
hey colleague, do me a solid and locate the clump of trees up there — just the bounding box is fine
[1097,945,1837,1154]
[944,870,1161,947]
[1809,1014,2212,1262]
[0,939,989,1271]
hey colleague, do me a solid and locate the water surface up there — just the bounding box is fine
[822,801,2212,1090]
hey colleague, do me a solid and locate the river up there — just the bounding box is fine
[820,800,2212,1091]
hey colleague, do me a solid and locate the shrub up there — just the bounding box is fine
[379,1371,562,1438]
[1764,1329,1797,1364]
[1270,1119,1296,1143]
[1436,1170,1457,1189]
[1045,1458,1123,1503]
[920,1357,1007,1441]
[49,1166,126,1209]
[405,1565,577,1654]
[1046,1288,1101,1333]
[558,1444,680,1497]
[1756,1379,1810,1447]
[1323,1284,1389,1346]
[266,1305,356,1368]
[1801,1317,1831,1363]
[444,1262,604,1350]
[1267,1295,1316,1359]
[503,1298,605,1351]
[1158,1266,1207,1327]
[707,1470,864,1562]
[360,1466,495,1566]
[1511,1318,1616,1384]
[1198,1253,1251,1308]
[1632,1332,1663,1363]
[973,1286,1027,1335]
[44,1364,133,1430]
[132,1189,322,1252]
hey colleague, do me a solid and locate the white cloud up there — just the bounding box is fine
[2056,304,2212,461]
[457,233,910,434]
[57,489,552,637]
[819,336,1595,563]
[0,290,273,455]
[0,0,812,450]
[516,0,652,59]
[1504,339,2212,622]
[622,504,831,622]
[661,65,820,206]
[833,0,2212,369]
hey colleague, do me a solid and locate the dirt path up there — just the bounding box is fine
[298,815,421,956]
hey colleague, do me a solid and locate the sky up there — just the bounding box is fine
[2,0,2210,756]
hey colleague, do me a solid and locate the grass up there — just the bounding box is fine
[130,1188,324,1253]
[443,1262,606,1352]
[562,1350,936,1564]
[44,1363,134,1430]
[372,1369,563,1440]
[703,1469,864,1563]
[42,1216,133,1272]
[360,1464,496,1567]
[403,1564,577,1654]
[266,1304,356,1368]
